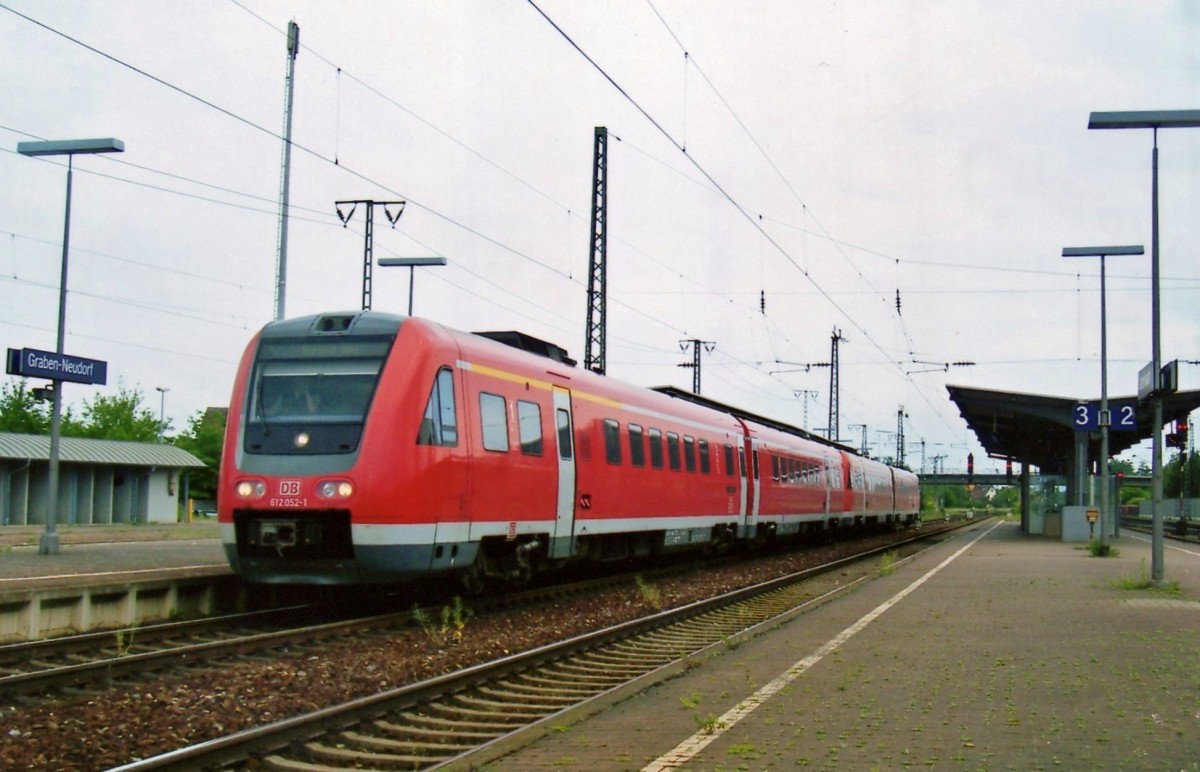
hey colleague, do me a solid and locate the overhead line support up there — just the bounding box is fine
[584,127,608,375]
[336,199,406,311]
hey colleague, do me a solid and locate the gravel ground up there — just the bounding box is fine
[0,536,896,770]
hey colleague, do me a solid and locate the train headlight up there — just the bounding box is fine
[293,432,311,449]
[235,480,267,499]
[316,479,354,499]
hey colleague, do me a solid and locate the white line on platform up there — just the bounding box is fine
[641,519,1005,771]
[0,565,227,584]
[1125,531,1200,558]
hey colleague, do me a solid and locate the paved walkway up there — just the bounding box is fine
[487,520,1200,770]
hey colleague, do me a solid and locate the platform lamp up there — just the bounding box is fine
[377,257,447,316]
[17,138,125,555]
[1088,110,1200,582]
[156,386,170,443]
[1062,245,1144,549]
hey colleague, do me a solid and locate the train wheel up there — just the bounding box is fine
[460,553,489,596]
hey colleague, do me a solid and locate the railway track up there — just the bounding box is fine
[113,519,981,771]
[0,549,757,702]
[0,604,408,702]
[1119,515,1200,545]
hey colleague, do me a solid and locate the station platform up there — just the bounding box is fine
[486,520,1200,770]
[0,524,228,590]
[0,524,232,640]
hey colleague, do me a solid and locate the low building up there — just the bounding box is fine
[0,432,206,526]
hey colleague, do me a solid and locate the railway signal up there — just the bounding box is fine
[1166,420,1188,448]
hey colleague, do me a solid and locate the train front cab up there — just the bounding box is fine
[221,314,482,585]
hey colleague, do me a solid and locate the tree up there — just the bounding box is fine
[0,379,50,434]
[173,408,226,500]
[64,384,165,442]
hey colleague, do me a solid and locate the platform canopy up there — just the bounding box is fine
[946,385,1200,475]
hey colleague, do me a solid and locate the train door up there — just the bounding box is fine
[735,443,748,519]
[549,386,576,558]
[741,436,761,538]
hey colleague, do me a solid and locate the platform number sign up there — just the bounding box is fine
[1072,402,1137,432]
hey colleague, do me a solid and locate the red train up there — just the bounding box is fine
[218,312,920,587]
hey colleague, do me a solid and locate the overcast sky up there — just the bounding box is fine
[2,0,1198,473]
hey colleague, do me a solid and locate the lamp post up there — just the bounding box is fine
[1062,245,1145,549]
[156,386,170,443]
[377,257,448,316]
[1088,110,1200,582]
[17,138,125,555]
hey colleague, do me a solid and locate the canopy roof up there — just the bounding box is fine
[946,385,1200,475]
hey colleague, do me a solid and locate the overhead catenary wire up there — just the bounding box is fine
[527,0,965,440]
[0,2,1049,448]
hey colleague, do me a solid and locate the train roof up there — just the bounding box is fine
[652,386,858,455]
[471,330,576,366]
[263,313,875,463]
[262,311,405,339]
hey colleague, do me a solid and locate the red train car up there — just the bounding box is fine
[218,312,920,586]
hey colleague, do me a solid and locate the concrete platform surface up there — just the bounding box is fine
[485,520,1200,771]
[0,522,227,591]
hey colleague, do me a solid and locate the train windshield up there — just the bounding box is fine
[250,336,391,423]
[244,335,393,454]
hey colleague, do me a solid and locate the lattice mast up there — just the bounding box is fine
[584,127,608,374]
[827,327,846,442]
[335,200,405,311]
[678,339,715,395]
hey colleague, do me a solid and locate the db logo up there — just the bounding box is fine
[278,480,302,496]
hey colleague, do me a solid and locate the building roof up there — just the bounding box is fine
[0,432,206,468]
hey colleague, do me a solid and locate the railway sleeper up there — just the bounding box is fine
[299,741,432,768]
[420,702,536,723]
[263,754,347,772]
[638,631,715,649]
[537,662,633,681]
[499,677,601,697]
[510,671,618,692]
[450,693,561,714]
[387,714,513,736]
[583,648,673,666]
[476,685,582,705]
[338,730,477,755]
[546,660,645,678]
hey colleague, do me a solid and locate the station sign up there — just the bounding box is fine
[1072,401,1137,432]
[6,347,108,386]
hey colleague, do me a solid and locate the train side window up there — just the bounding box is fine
[628,424,645,467]
[698,439,711,474]
[517,400,543,455]
[604,419,622,464]
[771,455,780,482]
[417,367,458,446]
[556,408,573,460]
[648,428,664,469]
[683,436,696,472]
[480,393,509,452]
[724,444,735,476]
[667,432,681,471]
